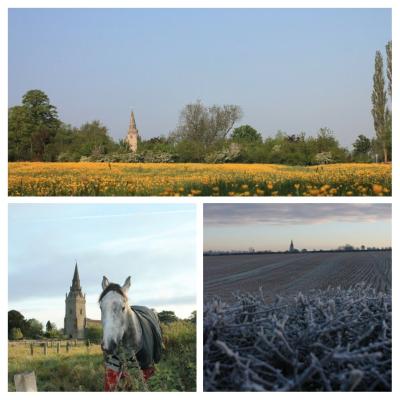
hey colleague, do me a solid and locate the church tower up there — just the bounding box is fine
[64,262,86,339]
[126,111,139,153]
[289,240,294,252]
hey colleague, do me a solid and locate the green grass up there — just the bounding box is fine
[8,321,196,392]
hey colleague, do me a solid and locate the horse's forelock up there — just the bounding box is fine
[99,283,128,303]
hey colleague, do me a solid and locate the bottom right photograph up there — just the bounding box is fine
[203,203,391,392]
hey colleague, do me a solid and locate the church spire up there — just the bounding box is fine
[126,110,139,153]
[129,111,137,130]
[71,262,81,291]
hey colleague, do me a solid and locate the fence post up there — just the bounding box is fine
[43,342,47,356]
[30,343,34,356]
[66,342,70,353]
[57,342,60,354]
[14,371,37,392]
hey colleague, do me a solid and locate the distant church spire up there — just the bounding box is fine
[289,240,294,252]
[126,110,139,153]
[129,111,137,130]
[71,262,82,292]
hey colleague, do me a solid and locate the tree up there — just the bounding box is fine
[231,125,262,143]
[172,101,242,158]
[26,319,43,338]
[46,320,56,333]
[371,51,388,162]
[385,40,392,161]
[188,311,196,324]
[386,40,392,98]
[352,134,372,161]
[86,325,103,344]
[8,89,60,161]
[8,310,28,338]
[315,128,338,153]
[10,327,23,340]
[158,310,179,324]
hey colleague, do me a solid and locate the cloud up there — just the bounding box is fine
[204,204,391,226]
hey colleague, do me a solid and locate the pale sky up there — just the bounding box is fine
[9,204,197,328]
[8,8,391,147]
[204,204,391,252]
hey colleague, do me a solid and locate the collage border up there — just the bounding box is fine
[1,0,397,398]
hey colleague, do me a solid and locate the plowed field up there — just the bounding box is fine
[204,251,391,302]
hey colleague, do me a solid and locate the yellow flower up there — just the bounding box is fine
[267,182,273,190]
[372,184,383,194]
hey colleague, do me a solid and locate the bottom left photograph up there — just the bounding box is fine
[8,203,197,392]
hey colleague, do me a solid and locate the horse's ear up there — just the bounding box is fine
[102,276,110,290]
[122,276,131,292]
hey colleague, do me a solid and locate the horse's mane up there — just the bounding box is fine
[99,283,128,303]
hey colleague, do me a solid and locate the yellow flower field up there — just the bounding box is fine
[8,162,391,196]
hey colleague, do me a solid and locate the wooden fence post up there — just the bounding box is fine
[30,343,34,356]
[57,342,60,354]
[14,371,37,392]
[66,342,70,353]
[43,342,47,355]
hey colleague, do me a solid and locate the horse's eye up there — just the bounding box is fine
[122,306,125,311]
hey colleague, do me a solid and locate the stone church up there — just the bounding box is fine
[64,263,100,339]
[126,111,139,153]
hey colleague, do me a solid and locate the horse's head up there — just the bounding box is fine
[99,276,131,354]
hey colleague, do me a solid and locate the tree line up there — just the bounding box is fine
[8,310,60,340]
[8,309,196,341]
[9,41,391,165]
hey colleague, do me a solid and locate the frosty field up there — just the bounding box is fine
[204,251,392,391]
[204,251,391,302]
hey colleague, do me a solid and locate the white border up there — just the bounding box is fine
[1,1,397,398]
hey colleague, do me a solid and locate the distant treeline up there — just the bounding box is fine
[204,247,392,257]
[8,40,391,165]
[8,309,195,341]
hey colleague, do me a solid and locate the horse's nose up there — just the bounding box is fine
[103,340,117,354]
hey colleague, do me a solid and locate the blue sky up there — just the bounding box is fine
[8,204,196,328]
[204,204,391,251]
[8,8,391,147]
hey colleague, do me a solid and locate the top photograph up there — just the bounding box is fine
[8,8,391,197]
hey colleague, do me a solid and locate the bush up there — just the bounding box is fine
[205,143,241,163]
[86,325,103,344]
[10,328,23,340]
[204,284,391,391]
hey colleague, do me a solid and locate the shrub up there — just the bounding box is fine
[10,328,23,340]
